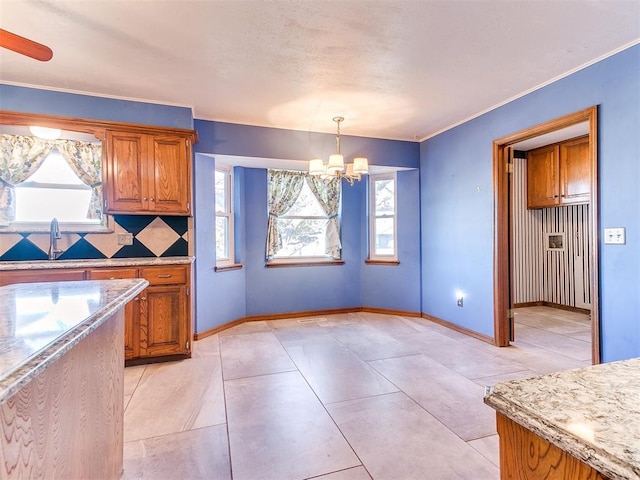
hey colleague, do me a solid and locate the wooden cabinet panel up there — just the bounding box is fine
[560,137,590,205]
[139,284,188,357]
[0,269,85,287]
[527,144,559,208]
[87,268,140,360]
[497,413,609,480]
[105,131,192,215]
[2,264,191,363]
[150,136,190,214]
[527,136,590,209]
[105,131,149,212]
[138,264,190,358]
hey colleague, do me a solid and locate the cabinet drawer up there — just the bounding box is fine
[0,269,86,287]
[140,266,188,285]
[87,268,138,280]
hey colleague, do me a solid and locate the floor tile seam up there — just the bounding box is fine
[123,421,229,445]
[222,367,300,383]
[218,342,236,480]
[510,339,591,362]
[302,465,368,480]
[365,358,499,442]
[124,366,147,398]
[272,327,372,480]
[463,366,535,381]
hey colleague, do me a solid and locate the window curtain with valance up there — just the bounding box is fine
[266,169,342,260]
[266,170,306,260]
[305,175,342,259]
[56,140,103,219]
[0,134,103,225]
[0,134,54,225]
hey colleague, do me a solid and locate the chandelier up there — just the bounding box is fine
[308,116,368,185]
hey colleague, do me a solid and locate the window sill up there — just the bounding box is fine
[266,259,345,268]
[365,259,400,266]
[0,216,115,234]
[214,263,244,272]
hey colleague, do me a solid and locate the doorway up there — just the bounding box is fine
[493,106,600,364]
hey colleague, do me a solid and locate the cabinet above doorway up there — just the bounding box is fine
[527,135,590,209]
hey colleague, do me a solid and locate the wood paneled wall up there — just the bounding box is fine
[511,157,591,308]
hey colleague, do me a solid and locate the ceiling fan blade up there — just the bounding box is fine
[0,29,53,61]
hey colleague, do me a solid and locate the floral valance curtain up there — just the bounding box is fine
[266,170,305,260]
[0,134,103,225]
[0,134,54,225]
[306,175,342,259]
[56,140,103,219]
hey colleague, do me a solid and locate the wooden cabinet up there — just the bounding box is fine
[527,136,590,209]
[2,263,192,364]
[138,266,190,358]
[497,413,610,479]
[104,131,192,215]
[559,137,590,205]
[87,267,140,360]
[0,269,85,287]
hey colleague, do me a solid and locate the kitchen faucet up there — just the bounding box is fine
[48,217,62,260]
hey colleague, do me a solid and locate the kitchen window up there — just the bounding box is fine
[1,134,105,232]
[368,172,397,261]
[215,165,234,266]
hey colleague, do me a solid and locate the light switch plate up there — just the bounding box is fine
[603,227,625,245]
[117,232,134,245]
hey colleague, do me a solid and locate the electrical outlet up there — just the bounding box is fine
[603,227,625,245]
[117,232,134,245]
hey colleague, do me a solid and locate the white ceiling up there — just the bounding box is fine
[1,1,639,141]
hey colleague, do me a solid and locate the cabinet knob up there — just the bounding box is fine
[150,197,155,201]
[143,197,148,201]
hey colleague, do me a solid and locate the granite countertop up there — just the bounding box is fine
[0,279,148,403]
[0,256,195,271]
[484,358,640,480]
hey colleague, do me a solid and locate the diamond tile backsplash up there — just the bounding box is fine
[0,215,189,262]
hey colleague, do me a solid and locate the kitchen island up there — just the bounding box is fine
[0,279,148,479]
[484,358,640,480]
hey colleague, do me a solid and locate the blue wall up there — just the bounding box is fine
[0,84,193,128]
[420,44,640,361]
[193,119,421,332]
[361,169,422,313]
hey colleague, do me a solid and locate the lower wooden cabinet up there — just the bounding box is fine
[138,266,190,358]
[2,263,191,363]
[89,264,191,363]
[86,268,140,360]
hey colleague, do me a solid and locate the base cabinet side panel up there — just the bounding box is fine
[0,310,124,479]
[496,413,609,480]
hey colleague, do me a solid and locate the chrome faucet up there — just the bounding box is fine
[48,217,62,260]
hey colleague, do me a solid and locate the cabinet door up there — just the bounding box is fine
[139,285,188,357]
[560,136,590,205]
[87,268,140,359]
[105,131,150,213]
[527,144,559,209]
[149,135,191,214]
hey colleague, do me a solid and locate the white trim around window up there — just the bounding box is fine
[368,172,398,262]
[215,164,235,266]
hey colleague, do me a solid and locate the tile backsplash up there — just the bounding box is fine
[0,215,189,262]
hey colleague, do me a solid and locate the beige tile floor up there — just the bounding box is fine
[122,306,591,480]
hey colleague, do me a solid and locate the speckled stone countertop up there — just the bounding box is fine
[0,279,148,403]
[484,358,640,480]
[0,256,194,271]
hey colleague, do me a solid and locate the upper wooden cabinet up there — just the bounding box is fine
[105,131,192,215]
[527,136,590,209]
